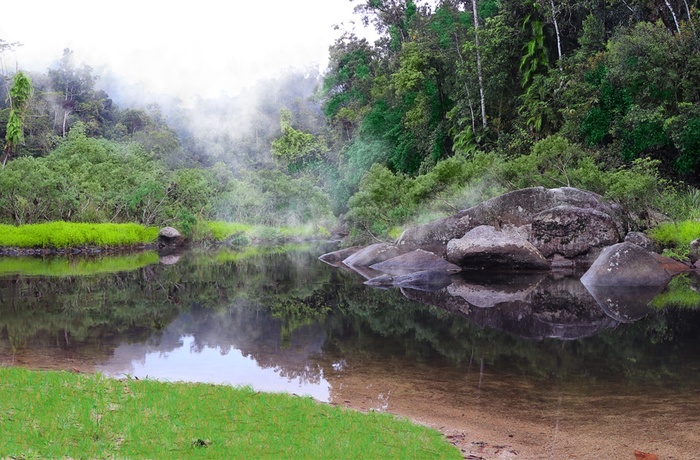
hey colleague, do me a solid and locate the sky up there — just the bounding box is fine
[0,0,369,105]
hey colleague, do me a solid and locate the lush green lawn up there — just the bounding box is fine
[0,367,460,459]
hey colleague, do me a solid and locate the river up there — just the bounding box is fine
[1,246,699,459]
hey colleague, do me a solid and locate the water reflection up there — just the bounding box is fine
[2,248,700,457]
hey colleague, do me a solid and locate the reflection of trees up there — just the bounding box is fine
[3,248,700,388]
[0,247,335,383]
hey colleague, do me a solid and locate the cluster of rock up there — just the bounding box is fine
[320,187,691,290]
[320,186,697,339]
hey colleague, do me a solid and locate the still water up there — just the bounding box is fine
[1,246,700,458]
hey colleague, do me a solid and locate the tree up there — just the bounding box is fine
[271,107,328,172]
[47,49,97,137]
[2,71,33,167]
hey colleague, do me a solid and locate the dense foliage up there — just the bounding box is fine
[2,1,700,244]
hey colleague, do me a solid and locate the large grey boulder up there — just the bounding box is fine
[446,225,550,271]
[318,246,363,267]
[530,205,621,258]
[580,242,672,287]
[370,249,462,275]
[397,187,625,256]
[342,242,404,268]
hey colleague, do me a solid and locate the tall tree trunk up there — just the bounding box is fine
[664,0,682,34]
[471,0,487,130]
[549,0,563,71]
[454,32,477,139]
[682,0,696,36]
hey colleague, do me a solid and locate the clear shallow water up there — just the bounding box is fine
[2,246,700,457]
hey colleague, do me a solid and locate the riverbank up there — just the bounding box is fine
[0,366,460,459]
[0,221,333,257]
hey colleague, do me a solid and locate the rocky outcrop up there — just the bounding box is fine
[446,225,550,270]
[580,242,675,287]
[318,187,688,297]
[530,205,621,258]
[396,187,625,256]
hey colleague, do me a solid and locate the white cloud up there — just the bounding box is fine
[0,0,366,103]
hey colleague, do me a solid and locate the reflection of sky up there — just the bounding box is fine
[97,335,331,402]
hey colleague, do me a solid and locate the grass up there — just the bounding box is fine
[0,222,159,248]
[650,274,700,309]
[0,367,460,459]
[650,220,700,248]
[205,221,330,244]
[0,251,160,277]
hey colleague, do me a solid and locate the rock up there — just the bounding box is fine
[580,242,672,287]
[446,225,550,271]
[369,249,462,275]
[342,242,404,268]
[625,231,660,253]
[530,205,621,258]
[397,187,624,255]
[318,246,363,267]
[690,238,700,264]
[650,252,691,276]
[158,227,185,247]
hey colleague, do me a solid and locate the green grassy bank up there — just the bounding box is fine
[0,221,330,251]
[0,367,460,459]
[0,222,160,249]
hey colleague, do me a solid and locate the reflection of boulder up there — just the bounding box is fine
[402,273,618,341]
[446,272,546,308]
[446,225,550,270]
[581,242,674,287]
[365,270,455,292]
[583,284,661,323]
[159,253,182,265]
